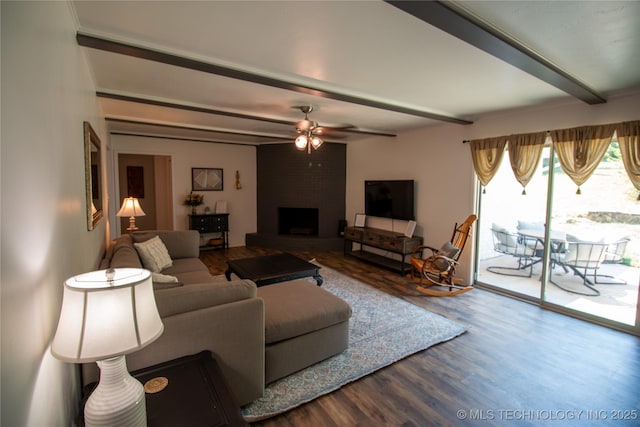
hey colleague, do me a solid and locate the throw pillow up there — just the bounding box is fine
[438,241,460,259]
[434,241,460,270]
[134,235,173,273]
[151,272,183,290]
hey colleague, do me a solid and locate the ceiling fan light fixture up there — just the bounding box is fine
[295,134,308,150]
[311,136,323,149]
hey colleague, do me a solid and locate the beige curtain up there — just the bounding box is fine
[508,131,547,195]
[616,120,640,199]
[469,137,508,192]
[551,124,616,194]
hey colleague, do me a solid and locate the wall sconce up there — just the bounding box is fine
[51,268,164,427]
[117,197,146,231]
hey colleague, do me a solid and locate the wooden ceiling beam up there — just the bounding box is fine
[97,92,397,137]
[78,33,472,125]
[386,1,606,105]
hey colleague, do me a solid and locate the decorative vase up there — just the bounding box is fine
[191,206,197,215]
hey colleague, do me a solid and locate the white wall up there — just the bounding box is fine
[109,135,257,247]
[1,2,107,425]
[347,90,640,282]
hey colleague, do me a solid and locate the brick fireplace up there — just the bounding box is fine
[246,142,346,250]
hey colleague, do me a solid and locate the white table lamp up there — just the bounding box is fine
[51,268,164,427]
[117,197,146,231]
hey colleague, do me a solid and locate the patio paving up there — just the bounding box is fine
[478,255,639,326]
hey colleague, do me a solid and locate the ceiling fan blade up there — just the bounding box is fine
[312,129,348,140]
[291,105,353,140]
[313,125,354,135]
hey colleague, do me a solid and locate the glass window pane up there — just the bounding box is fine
[547,142,639,326]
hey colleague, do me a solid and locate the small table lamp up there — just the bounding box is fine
[51,268,164,427]
[117,197,146,231]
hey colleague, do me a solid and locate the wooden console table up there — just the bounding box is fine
[189,213,229,250]
[344,226,423,275]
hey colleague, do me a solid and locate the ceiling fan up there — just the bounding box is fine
[292,106,351,153]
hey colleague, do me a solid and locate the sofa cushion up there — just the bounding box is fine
[162,258,210,275]
[258,280,352,344]
[109,234,143,269]
[153,280,257,318]
[134,235,173,272]
[132,230,200,259]
[168,270,217,285]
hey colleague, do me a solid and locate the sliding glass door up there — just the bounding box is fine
[476,142,640,334]
[476,146,549,300]
[545,142,639,327]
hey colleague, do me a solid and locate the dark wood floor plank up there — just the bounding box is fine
[199,248,640,427]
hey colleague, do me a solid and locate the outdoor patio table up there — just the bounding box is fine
[517,228,568,272]
[518,228,566,245]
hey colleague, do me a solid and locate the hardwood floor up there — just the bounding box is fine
[200,247,640,427]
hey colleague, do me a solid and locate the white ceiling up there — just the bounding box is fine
[71,0,640,146]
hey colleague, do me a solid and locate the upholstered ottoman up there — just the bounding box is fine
[257,279,352,384]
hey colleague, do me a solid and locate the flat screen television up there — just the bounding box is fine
[364,180,415,221]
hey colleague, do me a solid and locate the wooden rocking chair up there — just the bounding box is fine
[408,214,477,296]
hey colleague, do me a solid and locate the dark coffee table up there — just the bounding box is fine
[225,253,323,287]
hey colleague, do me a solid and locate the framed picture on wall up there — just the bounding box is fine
[126,166,144,198]
[192,168,223,191]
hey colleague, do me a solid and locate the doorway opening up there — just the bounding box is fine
[117,153,173,233]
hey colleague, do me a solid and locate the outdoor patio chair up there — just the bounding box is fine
[603,237,631,264]
[408,214,477,297]
[487,225,542,278]
[550,240,627,296]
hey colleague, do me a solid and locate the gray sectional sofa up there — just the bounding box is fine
[83,230,351,405]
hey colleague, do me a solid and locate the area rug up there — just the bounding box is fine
[241,264,468,422]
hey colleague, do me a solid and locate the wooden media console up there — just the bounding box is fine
[344,226,423,275]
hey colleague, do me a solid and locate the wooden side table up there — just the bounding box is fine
[134,351,248,427]
[79,351,248,426]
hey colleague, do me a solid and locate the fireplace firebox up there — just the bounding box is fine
[278,207,319,236]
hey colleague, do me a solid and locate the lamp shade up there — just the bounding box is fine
[311,136,323,149]
[51,268,163,363]
[116,197,146,218]
[295,134,308,150]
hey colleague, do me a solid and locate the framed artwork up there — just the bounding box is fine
[404,220,417,238]
[126,166,144,198]
[192,168,223,191]
[215,200,228,213]
[354,213,366,228]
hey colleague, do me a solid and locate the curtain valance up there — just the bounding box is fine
[616,120,640,198]
[550,124,616,194]
[508,132,547,194]
[469,136,508,192]
[468,120,639,195]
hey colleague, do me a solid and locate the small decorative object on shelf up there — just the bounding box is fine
[184,192,204,215]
